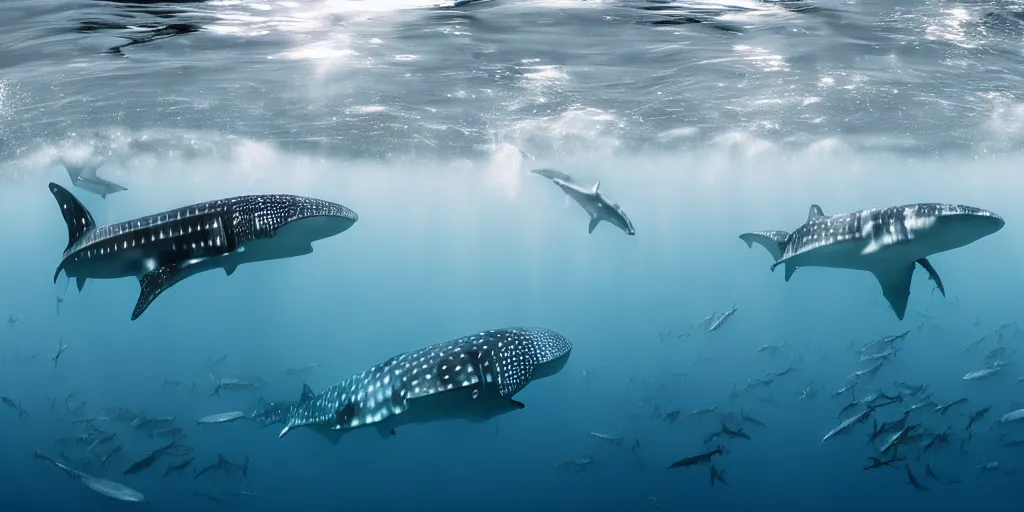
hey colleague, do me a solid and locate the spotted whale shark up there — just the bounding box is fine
[530,168,635,235]
[48,182,358,321]
[740,203,1004,320]
[277,327,572,442]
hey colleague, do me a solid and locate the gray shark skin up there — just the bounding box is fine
[740,203,1004,320]
[278,327,572,442]
[61,162,128,199]
[530,168,635,236]
[48,182,358,321]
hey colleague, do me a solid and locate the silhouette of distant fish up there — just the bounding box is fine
[60,161,127,199]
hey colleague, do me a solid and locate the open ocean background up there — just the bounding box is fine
[2,0,1024,510]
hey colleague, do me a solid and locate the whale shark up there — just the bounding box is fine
[740,203,1004,320]
[530,168,635,236]
[278,327,572,442]
[48,182,358,321]
[61,161,128,199]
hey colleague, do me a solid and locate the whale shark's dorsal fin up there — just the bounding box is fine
[299,383,316,404]
[807,204,825,221]
[48,183,96,255]
[592,181,601,195]
[872,263,915,321]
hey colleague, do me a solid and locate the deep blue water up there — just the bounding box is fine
[2,0,1024,511]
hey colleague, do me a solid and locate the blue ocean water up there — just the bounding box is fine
[2,0,1024,510]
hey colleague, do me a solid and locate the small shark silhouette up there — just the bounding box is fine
[61,162,128,199]
[530,168,635,235]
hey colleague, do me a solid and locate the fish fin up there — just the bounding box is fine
[564,195,571,209]
[375,425,396,439]
[224,265,237,277]
[784,262,796,282]
[588,217,600,234]
[310,428,343,445]
[807,204,825,221]
[48,182,96,278]
[738,231,789,261]
[529,167,574,183]
[299,383,315,403]
[75,277,86,292]
[63,162,105,182]
[134,263,189,321]
[511,399,526,409]
[592,180,600,194]
[915,258,945,297]
[872,263,915,321]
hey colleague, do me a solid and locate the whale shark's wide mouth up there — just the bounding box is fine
[279,214,358,242]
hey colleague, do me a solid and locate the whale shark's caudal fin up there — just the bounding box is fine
[872,263,915,321]
[48,183,97,281]
[739,231,790,261]
[807,204,825,221]
[915,258,945,297]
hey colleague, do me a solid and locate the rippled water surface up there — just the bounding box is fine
[4,0,1024,166]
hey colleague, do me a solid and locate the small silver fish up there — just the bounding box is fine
[197,411,247,425]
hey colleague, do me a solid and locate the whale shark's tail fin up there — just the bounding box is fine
[48,182,97,281]
[739,230,790,261]
[49,182,96,254]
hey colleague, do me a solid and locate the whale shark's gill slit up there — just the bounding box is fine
[494,335,536,397]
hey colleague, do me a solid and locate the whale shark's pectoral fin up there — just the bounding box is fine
[588,217,600,234]
[310,427,343,445]
[375,425,397,439]
[783,262,796,282]
[133,263,188,321]
[739,231,790,261]
[75,277,87,292]
[915,258,945,297]
[872,264,915,321]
